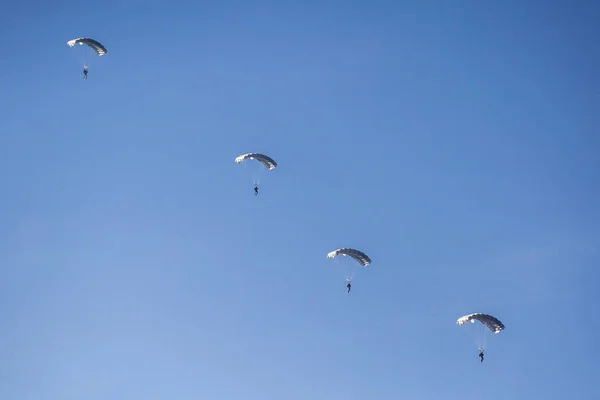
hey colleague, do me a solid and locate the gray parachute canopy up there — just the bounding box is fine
[327,248,371,267]
[457,313,505,334]
[234,153,277,170]
[67,38,107,56]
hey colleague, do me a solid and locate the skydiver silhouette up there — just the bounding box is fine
[83,65,88,79]
[346,280,351,293]
[479,349,484,363]
[254,183,259,196]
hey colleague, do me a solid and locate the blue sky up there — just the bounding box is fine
[1,1,599,399]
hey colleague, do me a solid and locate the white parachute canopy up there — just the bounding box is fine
[327,247,371,283]
[235,152,277,187]
[67,38,107,56]
[327,248,371,267]
[457,313,505,334]
[457,312,505,350]
[234,153,277,170]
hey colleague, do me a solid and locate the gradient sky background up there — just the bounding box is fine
[1,1,599,399]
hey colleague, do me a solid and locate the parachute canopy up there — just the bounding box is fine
[67,38,107,56]
[235,153,277,170]
[457,313,505,334]
[327,248,371,267]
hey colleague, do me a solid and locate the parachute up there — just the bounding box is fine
[327,248,371,267]
[234,153,277,170]
[457,312,504,352]
[235,153,277,192]
[67,38,107,56]
[457,313,505,334]
[328,248,371,292]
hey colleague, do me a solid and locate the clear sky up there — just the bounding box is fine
[1,1,599,399]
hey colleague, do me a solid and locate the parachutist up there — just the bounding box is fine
[67,38,106,78]
[234,154,276,195]
[457,314,503,362]
[346,280,351,293]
